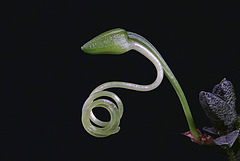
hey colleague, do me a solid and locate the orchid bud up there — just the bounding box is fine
[81,28,131,55]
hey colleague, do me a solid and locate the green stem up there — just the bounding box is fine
[162,57,199,140]
[127,31,201,140]
[168,72,200,140]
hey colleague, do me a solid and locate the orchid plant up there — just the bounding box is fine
[81,28,240,161]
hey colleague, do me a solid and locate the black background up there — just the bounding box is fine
[2,0,240,160]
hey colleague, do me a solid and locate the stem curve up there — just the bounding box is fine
[81,28,200,140]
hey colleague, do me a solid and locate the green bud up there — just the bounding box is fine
[81,28,131,55]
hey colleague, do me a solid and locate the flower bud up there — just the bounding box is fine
[81,28,131,55]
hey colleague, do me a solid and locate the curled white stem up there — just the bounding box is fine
[82,41,163,137]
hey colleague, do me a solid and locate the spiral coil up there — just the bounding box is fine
[82,90,124,137]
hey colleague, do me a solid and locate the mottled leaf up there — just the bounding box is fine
[199,79,238,135]
[212,78,236,109]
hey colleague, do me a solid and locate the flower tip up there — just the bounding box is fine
[81,42,93,54]
[81,28,131,55]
